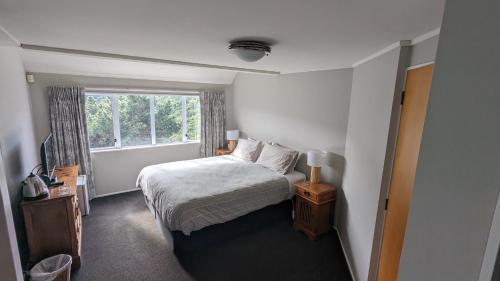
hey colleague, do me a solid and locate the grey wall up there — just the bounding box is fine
[224,83,236,130]
[0,46,39,271]
[398,1,500,280]
[409,35,439,67]
[231,69,353,187]
[28,73,229,196]
[0,149,23,281]
[339,46,408,281]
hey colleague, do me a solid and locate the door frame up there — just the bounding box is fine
[478,191,500,281]
[367,61,435,281]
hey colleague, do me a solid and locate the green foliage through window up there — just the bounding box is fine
[119,95,151,146]
[85,95,114,149]
[155,95,182,144]
[186,96,201,141]
[85,92,200,150]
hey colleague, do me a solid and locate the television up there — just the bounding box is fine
[40,134,56,185]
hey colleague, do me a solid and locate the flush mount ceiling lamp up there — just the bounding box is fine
[228,40,271,62]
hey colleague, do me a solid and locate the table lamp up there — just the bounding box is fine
[307,150,326,184]
[227,130,239,151]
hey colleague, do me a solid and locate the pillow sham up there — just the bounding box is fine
[255,143,298,174]
[272,143,300,174]
[231,139,261,161]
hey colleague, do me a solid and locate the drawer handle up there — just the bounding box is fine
[303,191,311,197]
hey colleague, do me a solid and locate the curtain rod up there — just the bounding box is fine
[85,87,202,95]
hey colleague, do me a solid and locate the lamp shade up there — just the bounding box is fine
[226,130,239,140]
[307,150,326,167]
[233,49,266,62]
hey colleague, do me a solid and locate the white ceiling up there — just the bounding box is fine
[0,26,17,47]
[0,0,445,83]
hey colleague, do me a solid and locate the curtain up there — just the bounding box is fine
[48,86,96,199]
[200,90,226,157]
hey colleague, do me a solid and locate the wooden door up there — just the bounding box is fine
[377,64,434,281]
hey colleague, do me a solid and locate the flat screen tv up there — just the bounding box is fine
[40,134,56,183]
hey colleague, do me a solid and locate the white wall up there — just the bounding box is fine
[91,143,200,196]
[28,73,228,196]
[0,46,38,275]
[0,149,23,281]
[398,1,500,280]
[339,46,409,281]
[409,35,439,67]
[231,69,353,187]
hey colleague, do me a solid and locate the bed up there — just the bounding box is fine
[137,155,305,235]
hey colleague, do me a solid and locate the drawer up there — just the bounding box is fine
[296,187,319,202]
[295,184,336,204]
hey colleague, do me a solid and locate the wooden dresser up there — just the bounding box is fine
[293,181,336,240]
[22,166,82,269]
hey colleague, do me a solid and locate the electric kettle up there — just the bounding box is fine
[22,173,49,200]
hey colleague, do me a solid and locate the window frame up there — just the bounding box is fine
[85,91,201,151]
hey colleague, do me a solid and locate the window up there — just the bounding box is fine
[85,95,114,149]
[119,95,152,146]
[186,96,201,141]
[85,92,201,150]
[155,95,182,144]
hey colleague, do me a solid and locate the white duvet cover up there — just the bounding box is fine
[137,155,304,235]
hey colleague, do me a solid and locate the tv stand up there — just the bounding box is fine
[21,166,82,269]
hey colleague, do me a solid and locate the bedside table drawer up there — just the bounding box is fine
[295,184,335,204]
[296,187,319,202]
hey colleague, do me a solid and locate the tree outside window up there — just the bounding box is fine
[85,92,200,150]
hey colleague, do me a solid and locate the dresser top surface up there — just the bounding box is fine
[22,165,79,205]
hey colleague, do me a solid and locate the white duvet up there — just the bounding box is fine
[137,155,301,235]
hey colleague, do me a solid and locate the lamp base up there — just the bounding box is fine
[310,166,321,184]
[228,140,237,152]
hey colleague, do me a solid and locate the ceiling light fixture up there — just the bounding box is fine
[228,40,271,62]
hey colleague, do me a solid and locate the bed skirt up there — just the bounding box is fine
[143,195,293,254]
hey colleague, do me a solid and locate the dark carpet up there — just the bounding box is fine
[72,191,352,281]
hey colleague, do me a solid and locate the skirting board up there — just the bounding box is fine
[94,188,140,198]
[334,227,357,281]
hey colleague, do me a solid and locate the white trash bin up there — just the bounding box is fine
[30,254,72,281]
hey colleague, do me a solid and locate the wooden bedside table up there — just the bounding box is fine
[293,181,337,240]
[216,148,232,156]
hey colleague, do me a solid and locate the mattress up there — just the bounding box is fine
[137,155,305,235]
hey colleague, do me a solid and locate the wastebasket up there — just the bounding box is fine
[30,254,72,281]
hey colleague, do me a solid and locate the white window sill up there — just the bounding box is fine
[90,141,200,154]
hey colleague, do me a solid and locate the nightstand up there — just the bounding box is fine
[216,148,232,156]
[293,181,337,240]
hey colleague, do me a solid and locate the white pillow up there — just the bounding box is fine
[231,139,261,161]
[255,143,298,174]
[272,143,300,174]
